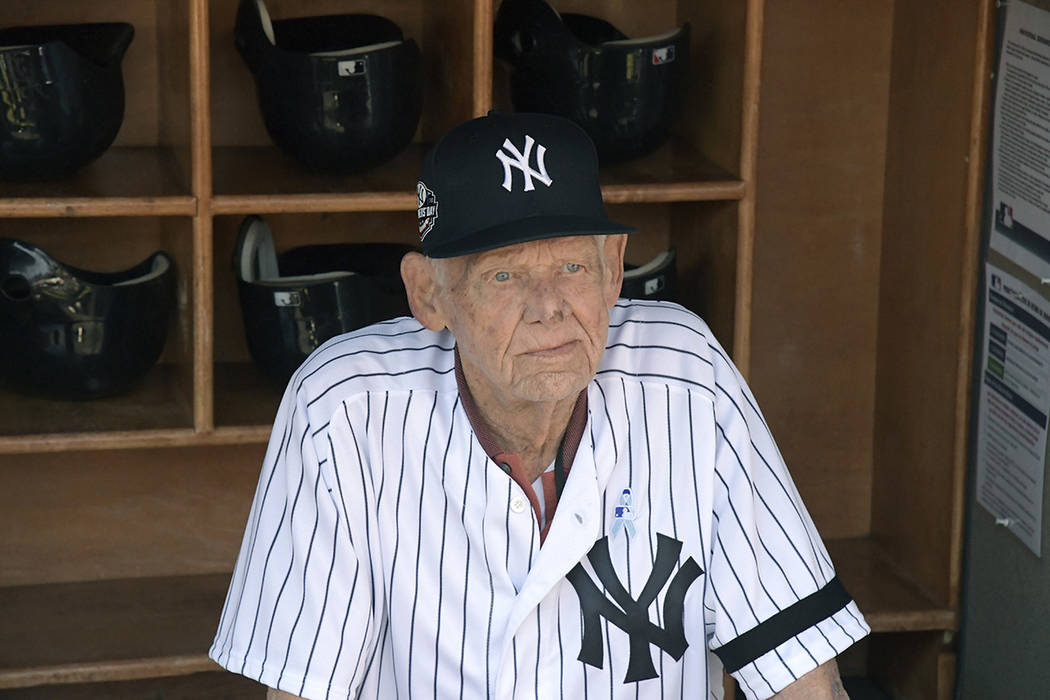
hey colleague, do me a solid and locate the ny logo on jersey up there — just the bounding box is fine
[567,533,703,683]
[496,134,553,192]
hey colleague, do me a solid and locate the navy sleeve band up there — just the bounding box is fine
[713,576,853,673]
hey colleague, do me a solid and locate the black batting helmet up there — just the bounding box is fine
[494,0,689,163]
[0,22,134,180]
[233,215,414,385]
[234,0,423,173]
[621,248,677,302]
[0,238,175,399]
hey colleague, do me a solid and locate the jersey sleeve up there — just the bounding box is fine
[209,382,383,700]
[701,340,870,699]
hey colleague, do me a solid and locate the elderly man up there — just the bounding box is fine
[210,112,869,700]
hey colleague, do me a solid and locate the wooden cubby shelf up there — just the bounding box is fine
[826,538,957,634]
[0,365,192,442]
[212,362,284,429]
[0,574,227,690]
[210,143,428,212]
[598,138,746,204]
[0,148,195,218]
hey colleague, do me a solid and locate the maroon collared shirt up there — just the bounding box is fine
[454,350,587,543]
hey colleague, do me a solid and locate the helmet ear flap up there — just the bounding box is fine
[234,215,280,283]
[234,0,273,70]
[254,0,276,45]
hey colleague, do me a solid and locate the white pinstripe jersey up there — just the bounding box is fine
[210,300,870,700]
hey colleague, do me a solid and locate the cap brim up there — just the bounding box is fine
[423,214,636,258]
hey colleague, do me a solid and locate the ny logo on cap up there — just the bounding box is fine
[496,134,553,193]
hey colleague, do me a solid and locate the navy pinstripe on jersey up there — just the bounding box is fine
[210,301,870,700]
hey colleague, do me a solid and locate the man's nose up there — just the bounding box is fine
[523,275,568,323]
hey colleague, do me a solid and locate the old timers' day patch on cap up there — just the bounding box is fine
[415,111,635,258]
[417,181,438,241]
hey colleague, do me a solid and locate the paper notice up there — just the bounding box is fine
[990,1,1050,278]
[976,263,1050,556]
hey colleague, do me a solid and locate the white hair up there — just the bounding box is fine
[428,256,457,290]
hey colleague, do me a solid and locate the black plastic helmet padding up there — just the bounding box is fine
[234,215,415,385]
[0,238,174,399]
[494,0,689,163]
[621,248,677,302]
[0,22,134,181]
[234,0,424,173]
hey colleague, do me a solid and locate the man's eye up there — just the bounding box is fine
[565,263,582,273]
[494,271,510,282]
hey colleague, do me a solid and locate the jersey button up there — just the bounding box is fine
[510,496,527,513]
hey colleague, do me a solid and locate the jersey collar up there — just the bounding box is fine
[453,347,588,474]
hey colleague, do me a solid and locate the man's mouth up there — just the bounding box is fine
[524,340,579,357]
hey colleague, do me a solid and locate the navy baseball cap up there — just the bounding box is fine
[416,111,635,258]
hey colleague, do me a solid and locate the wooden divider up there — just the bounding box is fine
[872,0,989,609]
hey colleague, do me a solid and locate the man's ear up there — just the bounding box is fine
[602,234,629,308]
[400,252,448,331]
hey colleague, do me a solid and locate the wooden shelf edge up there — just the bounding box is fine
[0,197,197,218]
[864,609,958,634]
[211,192,416,215]
[210,182,746,215]
[602,180,746,204]
[0,429,198,454]
[0,655,219,690]
[0,426,272,455]
[210,425,273,444]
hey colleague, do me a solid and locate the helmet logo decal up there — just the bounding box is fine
[337,59,366,76]
[652,45,676,65]
[273,291,302,307]
[417,181,439,241]
[496,134,553,193]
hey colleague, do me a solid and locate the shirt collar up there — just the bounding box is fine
[453,347,588,469]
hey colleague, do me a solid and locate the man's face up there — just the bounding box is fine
[433,235,625,405]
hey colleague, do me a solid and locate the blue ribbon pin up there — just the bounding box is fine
[610,488,637,540]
